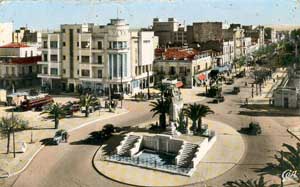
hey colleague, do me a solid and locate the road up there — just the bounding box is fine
[1,75,299,187]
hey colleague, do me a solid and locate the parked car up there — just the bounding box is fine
[53,129,69,145]
[112,92,124,100]
[240,122,262,135]
[232,87,240,94]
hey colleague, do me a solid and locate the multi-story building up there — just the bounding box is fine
[13,27,42,48]
[152,18,186,47]
[0,23,13,46]
[222,40,234,66]
[38,19,157,95]
[187,22,223,45]
[243,25,265,49]
[154,48,213,88]
[0,43,41,90]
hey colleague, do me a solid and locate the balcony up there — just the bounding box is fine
[38,73,61,79]
[37,61,49,65]
[91,62,104,67]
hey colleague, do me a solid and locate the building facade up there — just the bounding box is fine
[154,48,212,88]
[152,18,186,47]
[12,27,42,48]
[0,43,40,90]
[38,19,156,95]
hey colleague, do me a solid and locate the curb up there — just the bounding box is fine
[0,109,129,178]
[287,128,300,142]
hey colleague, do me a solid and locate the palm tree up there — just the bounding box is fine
[0,114,28,154]
[150,98,171,130]
[257,143,300,183]
[41,103,66,129]
[176,110,187,134]
[196,105,214,132]
[183,103,201,133]
[184,103,214,133]
[223,176,278,187]
[80,94,97,117]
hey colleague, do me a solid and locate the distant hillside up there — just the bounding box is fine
[264,25,300,31]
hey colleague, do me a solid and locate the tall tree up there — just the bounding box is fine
[150,98,171,130]
[196,105,214,131]
[41,103,66,129]
[80,94,97,117]
[0,114,28,154]
[184,103,201,133]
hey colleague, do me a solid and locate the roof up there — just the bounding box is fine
[156,48,200,61]
[0,56,41,65]
[0,43,30,49]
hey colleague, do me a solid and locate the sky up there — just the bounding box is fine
[0,0,300,30]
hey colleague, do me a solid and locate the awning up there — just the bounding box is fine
[198,74,206,81]
[176,81,184,88]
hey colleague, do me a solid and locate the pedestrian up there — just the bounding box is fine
[245,82,248,87]
[65,132,69,143]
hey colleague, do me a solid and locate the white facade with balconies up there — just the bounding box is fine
[38,19,156,94]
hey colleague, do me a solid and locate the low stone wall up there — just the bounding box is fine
[191,135,217,168]
[141,135,183,154]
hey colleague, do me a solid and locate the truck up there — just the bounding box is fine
[20,94,54,111]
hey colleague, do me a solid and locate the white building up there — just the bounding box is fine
[0,23,13,46]
[222,40,234,65]
[38,19,157,95]
[0,43,40,89]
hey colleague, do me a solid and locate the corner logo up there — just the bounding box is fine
[281,170,299,182]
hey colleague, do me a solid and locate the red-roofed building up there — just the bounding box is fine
[0,42,41,90]
[154,48,213,88]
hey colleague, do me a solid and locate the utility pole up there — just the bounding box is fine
[147,68,151,100]
[12,112,16,158]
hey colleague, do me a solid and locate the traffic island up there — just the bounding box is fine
[93,119,245,187]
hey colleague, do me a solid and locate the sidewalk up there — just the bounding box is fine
[248,69,287,105]
[0,100,128,178]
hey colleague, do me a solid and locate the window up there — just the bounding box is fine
[98,41,102,49]
[43,53,48,61]
[50,68,58,75]
[169,67,176,74]
[81,41,90,48]
[98,56,102,64]
[77,56,79,60]
[63,69,66,74]
[77,29,80,33]
[81,56,90,63]
[77,42,79,47]
[63,42,66,47]
[50,55,58,62]
[50,41,58,48]
[113,41,117,49]
[179,67,185,73]
[43,67,48,74]
[143,40,150,43]
[81,69,90,77]
[25,51,27,57]
[43,41,47,48]
[63,56,66,60]
[98,69,102,78]
[12,67,15,75]
[62,29,65,33]
[30,51,33,57]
